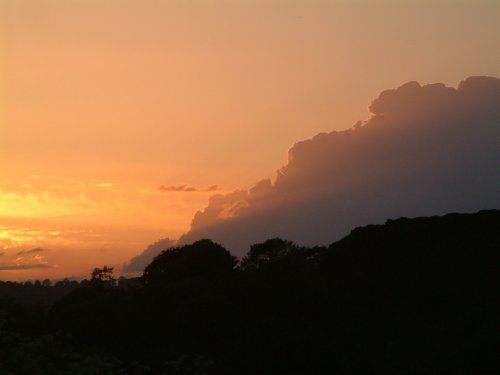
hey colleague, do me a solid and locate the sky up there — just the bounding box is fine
[1,0,500,280]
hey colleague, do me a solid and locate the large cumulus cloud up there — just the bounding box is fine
[123,238,175,274]
[179,76,500,256]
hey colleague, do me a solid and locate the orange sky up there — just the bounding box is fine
[1,0,500,280]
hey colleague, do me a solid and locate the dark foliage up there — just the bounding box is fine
[91,266,116,285]
[1,210,499,374]
[141,239,237,286]
[0,278,80,308]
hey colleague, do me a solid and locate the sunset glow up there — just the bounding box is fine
[1,0,499,280]
[0,174,222,279]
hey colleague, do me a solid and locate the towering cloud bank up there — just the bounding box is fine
[179,76,500,256]
[123,238,175,274]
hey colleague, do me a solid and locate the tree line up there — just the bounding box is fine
[0,209,499,374]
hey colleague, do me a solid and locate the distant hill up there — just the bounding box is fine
[323,208,500,296]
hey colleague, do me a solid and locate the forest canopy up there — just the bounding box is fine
[0,209,499,374]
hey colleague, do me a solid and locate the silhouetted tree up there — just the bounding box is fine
[54,278,72,289]
[239,238,300,271]
[91,266,116,287]
[141,239,237,286]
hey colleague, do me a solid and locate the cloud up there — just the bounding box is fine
[0,263,52,271]
[0,252,4,256]
[17,247,44,256]
[159,185,198,192]
[0,247,53,273]
[178,76,500,257]
[158,184,222,193]
[123,238,176,274]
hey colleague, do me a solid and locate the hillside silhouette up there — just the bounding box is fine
[0,209,499,374]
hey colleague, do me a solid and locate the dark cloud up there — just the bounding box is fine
[123,238,176,274]
[0,252,4,256]
[159,184,221,193]
[0,264,51,271]
[159,185,198,192]
[179,76,500,257]
[17,247,44,256]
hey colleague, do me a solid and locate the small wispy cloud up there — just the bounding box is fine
[17,247,44,256]
[158,184,221,193]
[0,263,51,271]
[159,185,198,192]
